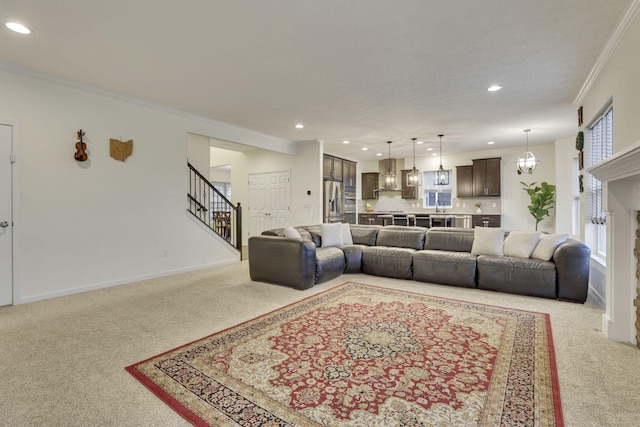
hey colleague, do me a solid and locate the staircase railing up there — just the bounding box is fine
[187,162,242,256]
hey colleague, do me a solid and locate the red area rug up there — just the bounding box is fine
[126,282,563,426]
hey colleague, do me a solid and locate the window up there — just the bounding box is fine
[211,181,232,212]
[587,104,613,256]
[422,170,452,209]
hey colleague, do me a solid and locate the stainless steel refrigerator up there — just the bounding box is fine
[323,180,344,223]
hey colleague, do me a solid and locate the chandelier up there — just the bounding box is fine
[406,137,421,187]
[517,129,539,174]
[383,141,396,188]
[436,134,449,185]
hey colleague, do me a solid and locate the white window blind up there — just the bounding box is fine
[589,106,613,224]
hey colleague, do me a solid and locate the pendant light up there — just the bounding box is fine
[436,134,449,185]
[516,129,539,175]
[383,141,396,188]
[406,137,421,187]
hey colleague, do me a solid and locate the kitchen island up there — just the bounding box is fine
[358,212,500,228]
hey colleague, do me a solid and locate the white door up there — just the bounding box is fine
[248,170,290,237]
[0,124,13,305]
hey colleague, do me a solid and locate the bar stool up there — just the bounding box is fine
[406,214,416,226]
[378,214,394,226]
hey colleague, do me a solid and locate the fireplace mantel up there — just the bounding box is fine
[588,140,640,344]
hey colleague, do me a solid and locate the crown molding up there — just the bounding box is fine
[574,0,640,105]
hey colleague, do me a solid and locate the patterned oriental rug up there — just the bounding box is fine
[126,282,563,426]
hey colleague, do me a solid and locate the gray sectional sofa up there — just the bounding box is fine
[248,224,591,303]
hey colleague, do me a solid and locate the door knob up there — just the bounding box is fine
[0,221,9,228]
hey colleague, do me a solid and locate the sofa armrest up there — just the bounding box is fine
[248,236,317,290]
[554,239,591,302]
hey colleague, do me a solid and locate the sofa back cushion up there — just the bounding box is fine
[376,228,425,250]
[350,226,379,246]
[424,229,474,252]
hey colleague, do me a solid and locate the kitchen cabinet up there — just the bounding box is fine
[362,172,379,199]
[401,170,417,199]
[472,214,501,228]
[456,165,473,198]
[472,158,501,197]
[323,155,343,181]
[344,161,357,187]
[359,213,383,226]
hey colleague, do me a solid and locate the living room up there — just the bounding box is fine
[2,1,640,425]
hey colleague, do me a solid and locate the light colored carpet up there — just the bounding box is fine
[1,261,639,426]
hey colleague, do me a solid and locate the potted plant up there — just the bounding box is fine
[521,181,556,231]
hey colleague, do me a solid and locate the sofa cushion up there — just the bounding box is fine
[476,255,556,298]
[350,226,379,246]
[362,247,415,280]
[376,228,426,250]
[424,229,474,252]
[531,233,568,261]
[315,247,346,283]
[341,244,365,274]
[413,250,477,288]
[471,227,504,256]
[503,231,541,258]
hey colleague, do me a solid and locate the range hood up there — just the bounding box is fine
[374,158,404,192]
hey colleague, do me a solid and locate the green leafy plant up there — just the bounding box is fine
[521,181,556,231]
[576,131,584,151]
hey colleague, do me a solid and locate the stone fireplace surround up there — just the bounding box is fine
[588,140,640,345]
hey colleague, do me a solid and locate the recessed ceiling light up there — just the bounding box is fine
[487,85,503,92]
[487,141,496,145]
[426,147,433,151]
[432,152,438,156]
[294,123,304,129]
[361,147,368,151]
[342,140,349,144]
[6,22,31,34]
[416,140,424,145]
[376,153,382,156]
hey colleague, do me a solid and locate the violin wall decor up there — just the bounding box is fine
[74,129,88,161]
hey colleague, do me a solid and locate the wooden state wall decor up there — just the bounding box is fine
[110,138,133,161]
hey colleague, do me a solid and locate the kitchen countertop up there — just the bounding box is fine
[360,211,500,216]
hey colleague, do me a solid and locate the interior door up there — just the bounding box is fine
[248,170,290,237]
[0,124,13,305]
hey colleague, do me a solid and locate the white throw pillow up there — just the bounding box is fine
[341,223,353,245]
[283,226,302,240]
[470,227,505,256]
[531,234,568,261]
[321,223,344,247]
[503,231,541,258]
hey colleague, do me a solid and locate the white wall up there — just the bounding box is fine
[1,67,295,303]
[209,140,323,243]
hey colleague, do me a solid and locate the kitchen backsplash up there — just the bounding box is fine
[362,193,501,213]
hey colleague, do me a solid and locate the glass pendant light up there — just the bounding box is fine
[406,137,421,187]
[517,129,539,174]
[436,134,449,185]
[383,141,396,188]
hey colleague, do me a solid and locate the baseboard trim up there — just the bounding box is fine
[19,260,237,304]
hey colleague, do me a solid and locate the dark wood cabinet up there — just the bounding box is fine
[472,214,501,228]
[362,173,379,199]
[472,158,501,197]
[456,165,473,197]
[401,170,417,199]
[323,155,343,181]
[359,213,383,226]
[344,161,357,187]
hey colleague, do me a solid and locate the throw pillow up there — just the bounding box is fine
[503,231,541,258]
[341,223,353,245]
[470,227,505,256]
[321,223,344,247]
[283,226,302,240]
[531,233,568,261]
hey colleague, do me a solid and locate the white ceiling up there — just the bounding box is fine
[0,0,633,160]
